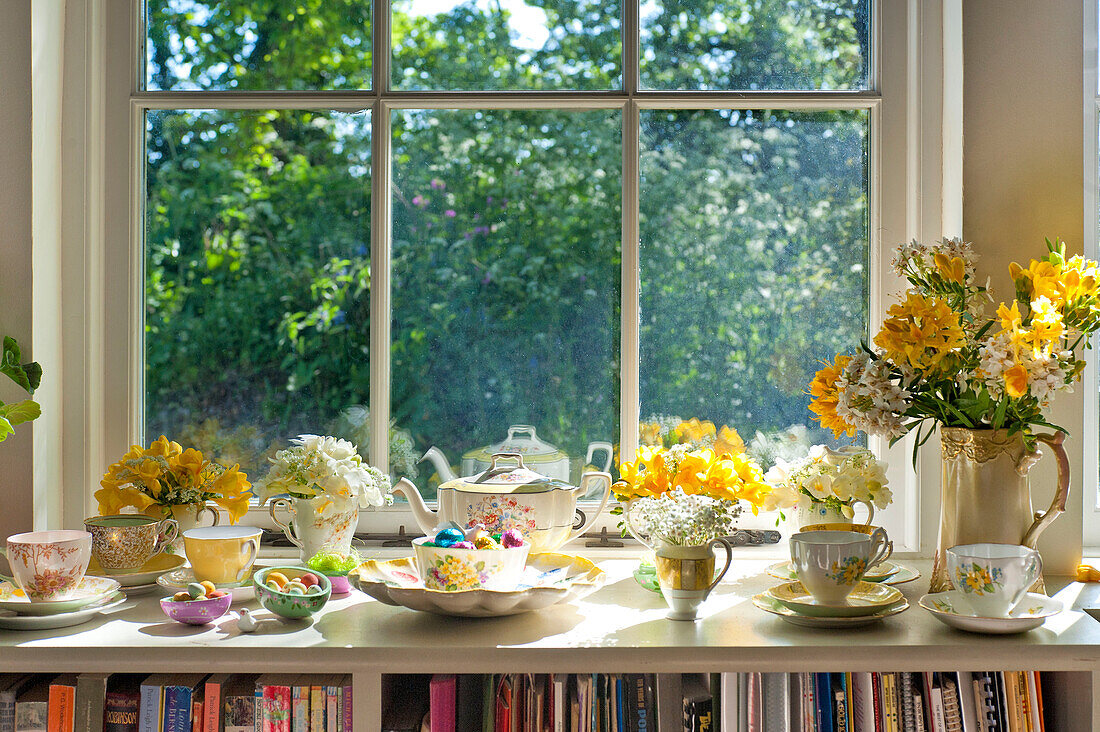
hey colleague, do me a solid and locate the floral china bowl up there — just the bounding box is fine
[412,537,530,591]
[159,594,233,625]
[253,566,331,619]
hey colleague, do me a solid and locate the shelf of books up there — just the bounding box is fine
[380,671,1088,732]
[0,669,1084,732]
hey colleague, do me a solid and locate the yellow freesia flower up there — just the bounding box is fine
[714,425,746,457]
[997,301,1022,332]
[934,252,967,284]
[873,292,965,373]
[1004,363,1029,399]
[807,354,856,439]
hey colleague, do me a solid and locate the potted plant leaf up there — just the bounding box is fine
[0,336,41,442]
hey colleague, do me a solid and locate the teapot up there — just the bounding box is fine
[391,452,613,553]
[421,425,614,485]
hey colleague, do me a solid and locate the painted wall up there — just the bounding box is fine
[963,0,1086,573]
[0,0,35,540]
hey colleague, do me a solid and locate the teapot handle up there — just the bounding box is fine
[1021,431,1070,549]
[585,441,615,473]
[507,425,538,441]
[570,472,613,542]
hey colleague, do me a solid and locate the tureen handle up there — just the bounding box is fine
[570,471,613,542]
[474,452,528,483]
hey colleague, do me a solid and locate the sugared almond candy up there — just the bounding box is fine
[173,591,194,602]
[207,590,228,599]
[266,571,289,589]
[299,573,320,588]
[474,536,500,550]
[501,529,524,548]
[199,580,218,596]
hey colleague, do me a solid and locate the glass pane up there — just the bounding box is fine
[145,109,372,481]
[145,1,372,91]
[640,0,871,91]
[392,109,621,499]
[639,109,869,468]
[392,1,621,90]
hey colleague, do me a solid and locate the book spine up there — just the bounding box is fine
[325,687,337,732]
[139,686,161,732]
[309,687,324,732]
[291,688,307,732]
[203,682,220,732]
[104,692,140,732]
[15,701,48,732]
[46,685,74,732]
[192,700,203,732]
[343,682,352,732]
[929,686,946,732]
[0,691,15,732]
[870,674,882,732]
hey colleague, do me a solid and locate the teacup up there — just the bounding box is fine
[946,543,1041,617]
[84,514,179,571]
[790,529,891,605]
[799,523,894,569]
[183,526,262,585]
[0,530,92,601]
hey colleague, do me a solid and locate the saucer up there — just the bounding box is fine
[156,567,258,603]
[766,559,905,583]
[919,590,1062,634]
[353,553,605,617]
[87,553,185,587]
[0,577,122,616]
[0,591,127,630]
[753,592,909,628]
[766,580,904,618]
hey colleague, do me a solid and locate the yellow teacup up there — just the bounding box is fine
[183,526,261,585]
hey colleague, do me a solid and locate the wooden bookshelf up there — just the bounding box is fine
[0,559,1097,729]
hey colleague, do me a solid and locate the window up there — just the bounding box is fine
[72,0,938,547]
[1084,0,1100,548]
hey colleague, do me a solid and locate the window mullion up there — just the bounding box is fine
[370,100,392,473]
[375,0,390,94]
[621,100,640,465]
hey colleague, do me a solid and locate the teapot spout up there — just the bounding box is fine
[420,446,458,483]
[391,478,438,535]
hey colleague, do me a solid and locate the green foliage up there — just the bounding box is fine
[143,1,870,478]
[0,336,42,443]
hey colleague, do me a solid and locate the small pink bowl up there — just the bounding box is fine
[326,575,352,595]
[160,594,233,625]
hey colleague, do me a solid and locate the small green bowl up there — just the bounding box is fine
[253,566,331,619]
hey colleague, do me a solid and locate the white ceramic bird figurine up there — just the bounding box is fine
[237,608,258,632]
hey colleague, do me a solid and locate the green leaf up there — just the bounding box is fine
[0,417,12,443]
[0,400,41,427]
[0,336,40,394]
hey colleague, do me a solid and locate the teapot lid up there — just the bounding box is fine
[461,425,569,464]
[440,453,576,494]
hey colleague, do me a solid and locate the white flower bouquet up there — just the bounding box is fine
[254,434,391,514]
[763,445,892,519]
[625,490,743,547]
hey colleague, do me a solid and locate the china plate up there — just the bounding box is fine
[919,591,1062,634]
[353,553,605,617]
[0,591,127,630]
[766,581,904,618]
[87,553,186,587]
[0,577,122,616]
[156,567,259,603]
[766,560,915,584]
[752,593,909,629]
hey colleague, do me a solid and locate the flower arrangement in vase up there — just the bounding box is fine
[614,424,770,619]
[763,445,891,527]
[807,237,1100,590]
[95,435,252,523]
[254,435,390,562]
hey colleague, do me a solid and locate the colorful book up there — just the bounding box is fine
[814,674,833,732]
[257,675,295,732]
[850,672,874,732]
[341,675,353,732]
[430,675,457,732]
[202,674,232,732]
[104,677,143,732]
[47,674,78,732]
[310,681,326,732]
[222,675,260,732]
[291,679,309,732]
[161,676,207,732]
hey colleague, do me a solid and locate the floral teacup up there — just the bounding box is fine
[947,543,1041,617]
[790,529,891,606]
[0,530,92,601]
[412,537,529,591]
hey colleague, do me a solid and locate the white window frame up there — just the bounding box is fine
[1082,0,1100,551]
[40,0,958,555]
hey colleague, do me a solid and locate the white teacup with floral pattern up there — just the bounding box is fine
[0,530,92,601]
[946,543,1041,617]
[412,537,530,591]
[790,529,891,606]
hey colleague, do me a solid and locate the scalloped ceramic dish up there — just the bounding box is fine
[0,591,127,630]
[87,552,185,587]
[766,559,916,584]
[0,577,122,616]
[766,580,904,618]
[353,552,605,617]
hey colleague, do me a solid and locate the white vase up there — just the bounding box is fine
[652,540,733,621]
[269,495,358,564]
[796,498,874,529]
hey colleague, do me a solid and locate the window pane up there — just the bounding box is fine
[391,109,621,499]
[392,1,621,90]
[639,109,869,466]
[145,109,372,480]
[145,1,372,91]
[640,0,871,91]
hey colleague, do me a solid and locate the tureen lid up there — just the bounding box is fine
[461,425,569,465]
[440,453,576,494]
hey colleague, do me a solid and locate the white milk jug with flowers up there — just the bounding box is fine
[763,445,891,529]
[255,435,391,563]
